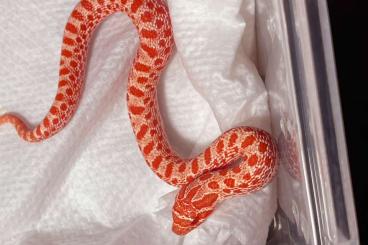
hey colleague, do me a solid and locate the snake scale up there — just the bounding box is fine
[0,0,278,235]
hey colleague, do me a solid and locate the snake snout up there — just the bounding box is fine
[172,199,201,235]
[172,198,215,235]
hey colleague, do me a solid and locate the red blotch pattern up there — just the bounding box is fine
[141,44,158,57]
[81,0,94,11]
[229,133,238,147]
[66,23,78,34]
[178,163,186,173]
[143,141,154,155]
[241,135,256,148]
[165,163,173,178]
[137,124,148,140]
[248,154,258,166]
[191,159,199,174]
[208,181,219,189]
[224,178,235,188]
[131,0,144,13]
[56,93,64,101]
[152,156,162,170]
[135,62,150,72]
[258,142,268,153]
[137,77,148,84]
[186,186,201,201]
[216,140,224,153]
[63,37,76,46]
[141,11,153,22]
[60,68,70,75]
[193,193,218,209]
[129,106,145,115]
[204,148,211,165]
[141,29,158,39]
[232,166,241,173]
[129,86,145,97]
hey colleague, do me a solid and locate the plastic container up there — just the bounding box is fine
[256,0,359,244]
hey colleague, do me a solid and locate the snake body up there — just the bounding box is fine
[0,0,278,235]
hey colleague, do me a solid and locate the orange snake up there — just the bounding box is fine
[0,0,278,235]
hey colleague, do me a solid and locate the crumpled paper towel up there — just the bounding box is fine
[0,0,277,244]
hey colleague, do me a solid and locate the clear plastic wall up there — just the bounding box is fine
[257,0,359,244]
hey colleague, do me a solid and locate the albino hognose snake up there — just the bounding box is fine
[0,0,278,235]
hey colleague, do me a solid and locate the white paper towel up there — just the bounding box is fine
[0,0,277,244]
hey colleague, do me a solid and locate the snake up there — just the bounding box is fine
[0,0,278,235]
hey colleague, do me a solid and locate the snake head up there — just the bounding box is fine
[171,192,216,235]
[172,198,212,235]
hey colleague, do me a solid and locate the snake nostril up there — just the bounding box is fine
[191,216,200,225]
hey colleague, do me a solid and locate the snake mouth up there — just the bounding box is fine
[172,199,214,235]
[172,210,213,235]
[172,199,201,235]
[172,211,202,235]
[172,221,197,235]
